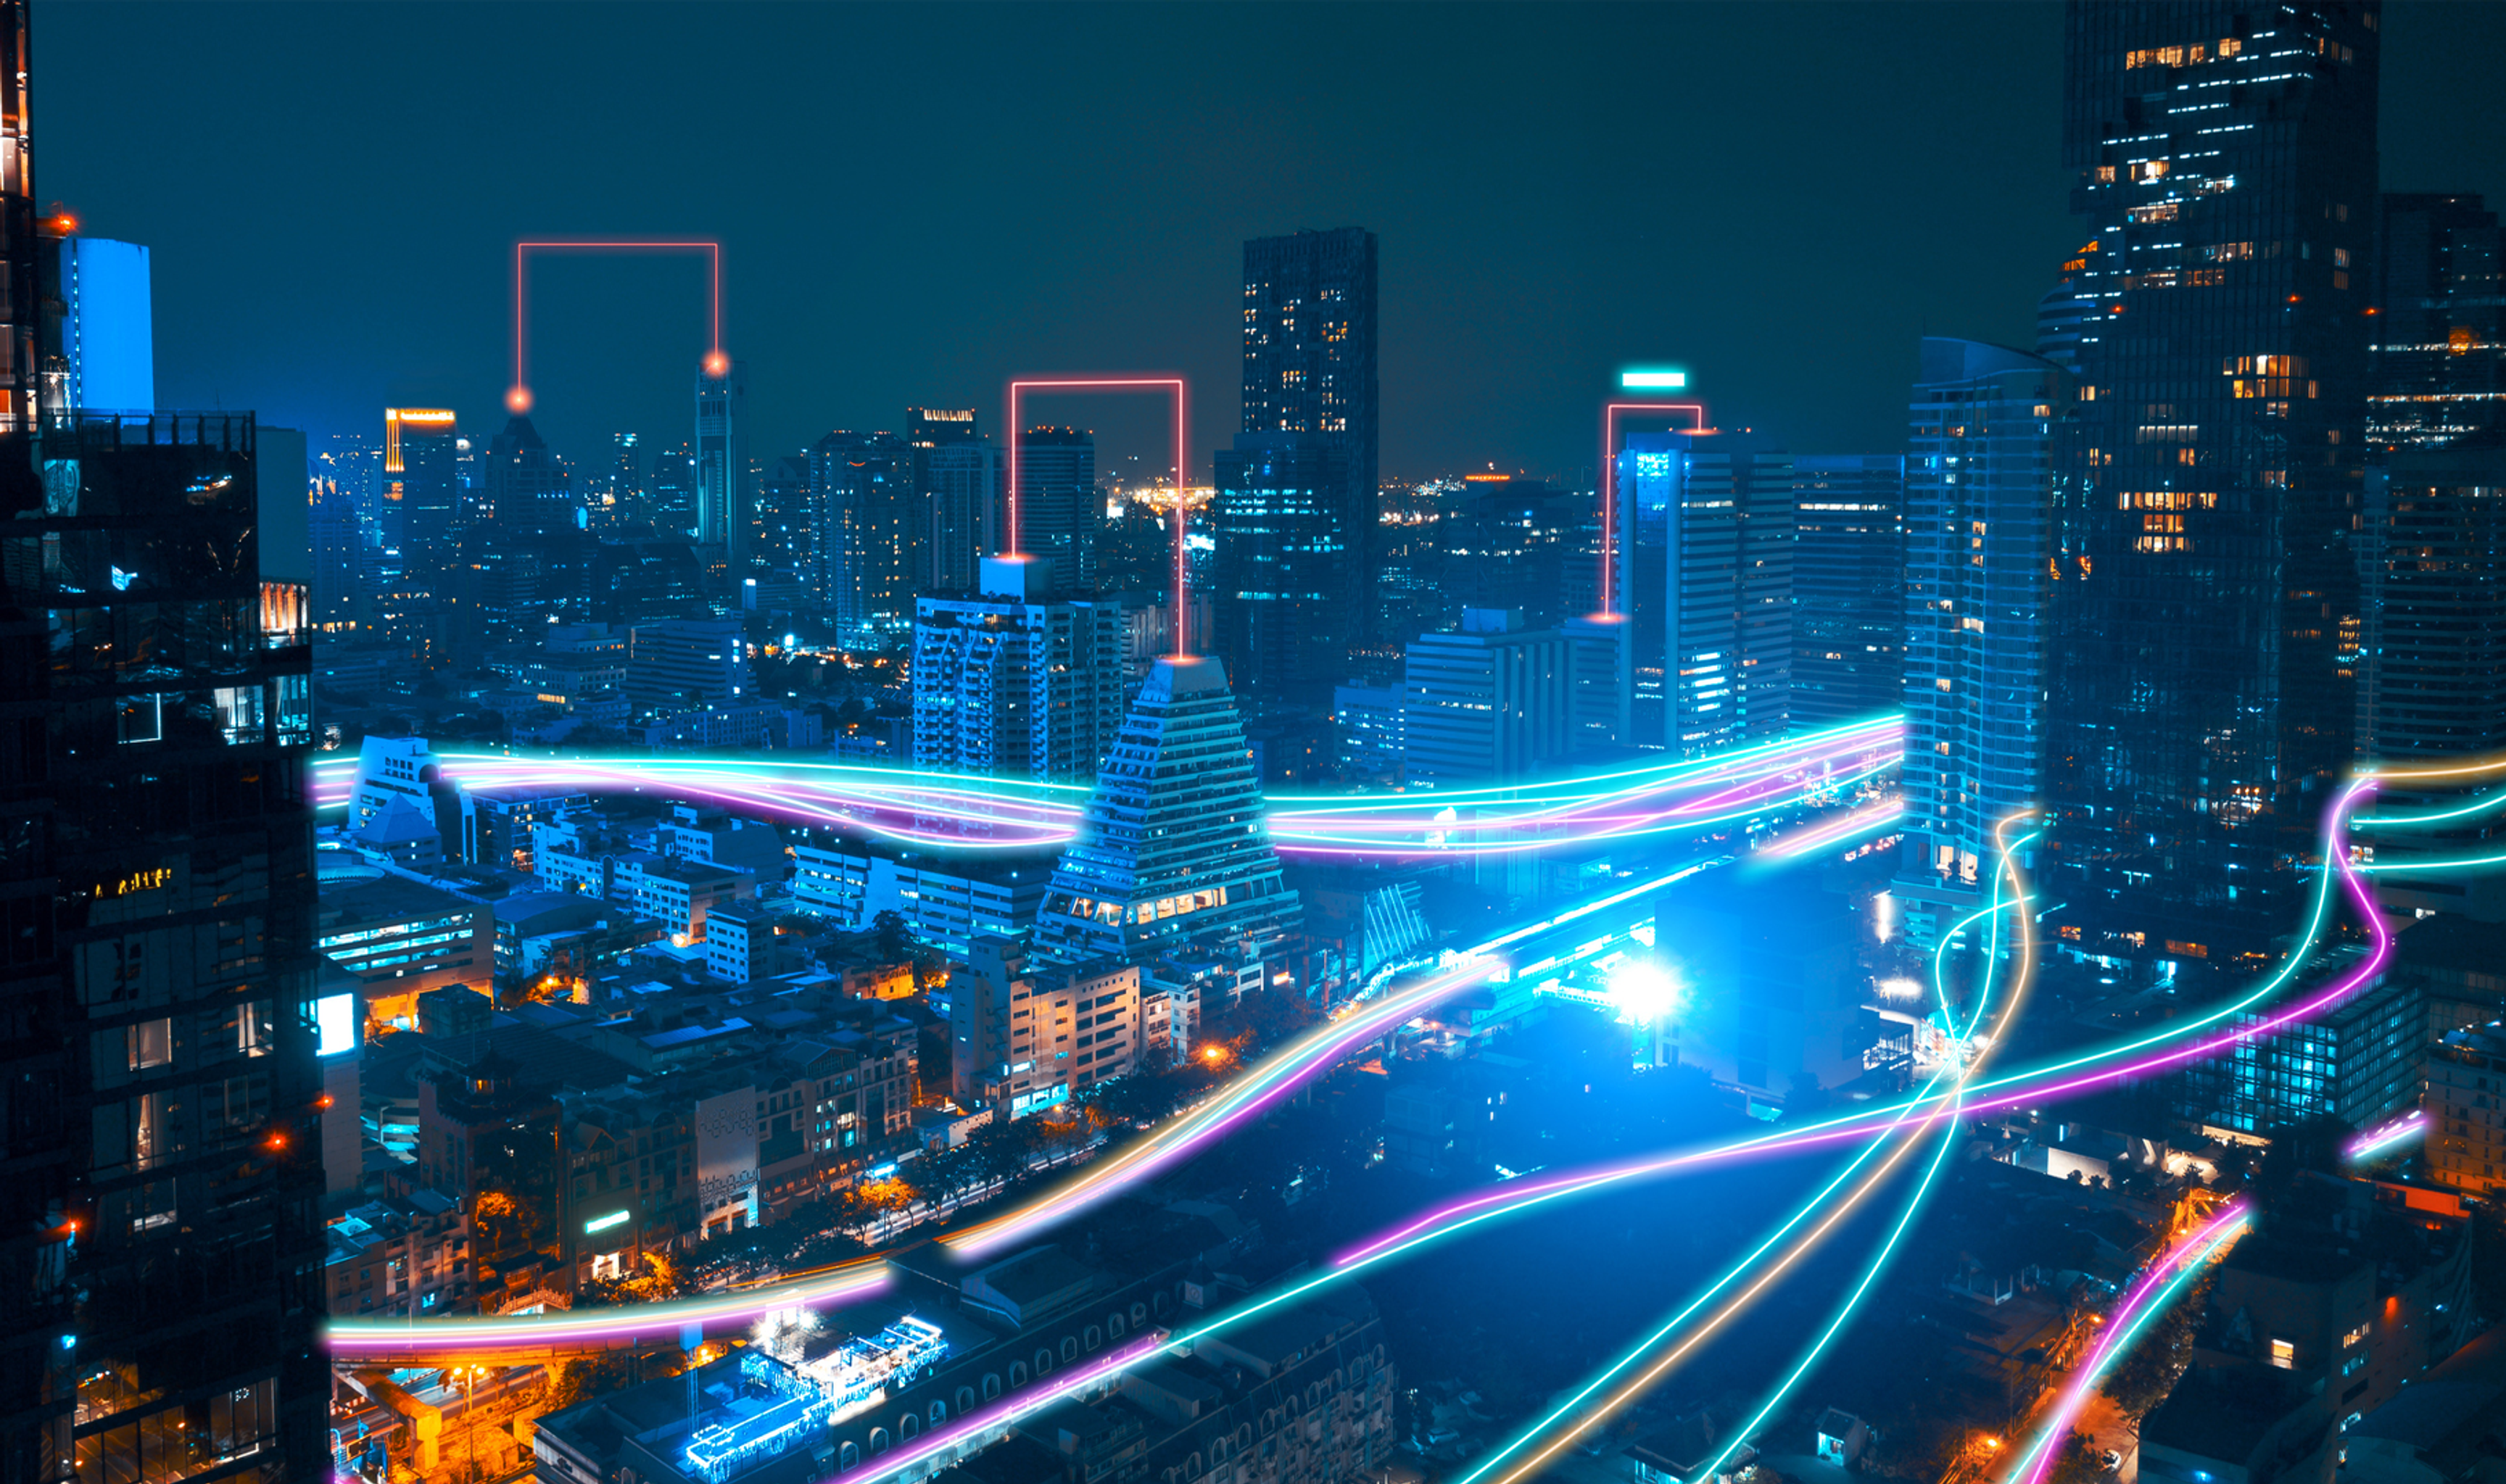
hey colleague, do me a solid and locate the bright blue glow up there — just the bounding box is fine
[583,1209,630,1235]
[1621,370,1689,389]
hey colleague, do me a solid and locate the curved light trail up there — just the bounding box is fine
[1463,813,2040,1484]
[2006,1202,2251,1484]
[330,749,2506,1480]
[310,716,1902,858]
[2347,1109,2427,1164]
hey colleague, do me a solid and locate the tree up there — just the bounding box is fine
[872,909,914,963]
[2045,1430,2109,1484]
[2101,1269,2215,1416]
[471,1189,539,1260]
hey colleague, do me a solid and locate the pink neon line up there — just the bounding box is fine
[1338,784,2389,1265]
[1600,401,1708,615]
[1006,378,1191,654]
[513,240,726,393]
[2014,1203,2249,1484]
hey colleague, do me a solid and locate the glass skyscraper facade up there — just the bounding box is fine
[1209,431,1356,708]
[1628,431,1793,758]
[1895,340,2068,950]
[1790,455,1906,730]
[2043,1,2381,964]
[2,413,326,1483]
[1241,227,1378,651]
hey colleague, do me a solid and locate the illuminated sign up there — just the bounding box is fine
[315,992,358,1058]
[584,1209,630,1235]
[1621,370,1690,389]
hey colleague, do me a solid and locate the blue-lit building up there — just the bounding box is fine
[1617,431,1792,757]
[1243,226,1378,647]
[1893,339,2067,950]
[1210,431,1357,707]
[43,232,152,413]
[1032,655,1302,976]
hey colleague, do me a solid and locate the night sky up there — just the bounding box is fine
[44,1,2506,484]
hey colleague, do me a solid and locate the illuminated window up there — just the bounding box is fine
[2270,1339,2296,1369]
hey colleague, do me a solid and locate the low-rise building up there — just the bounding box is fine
[2426,1020,2506,1198]
[318,866,496,1034]
[950,935,1141,1117]
[324,1190,472,1318]
[619,854,755,945]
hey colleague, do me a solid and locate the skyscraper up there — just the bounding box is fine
[1790,455,1906,729]
[1,412,326,1481]
[1031,656,1302,974]
[911,557,1133,782]
[382,406,459,554]
[1241,227,1379,644]
[1631,431,1793,757]
[1209,431,1356,706]
[2043,3,2381,963]
[2354,454,2506,921]
[809,429,915,637]
[2370,194,2505,449]
[908,408,994,593]
[695,362,743,555]
[1895,340,2069,949]
[1012,426,1096,594]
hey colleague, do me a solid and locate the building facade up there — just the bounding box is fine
[1790,454,1906,729]
[1399,609,1570,787]
[2043,1,2381,963]
[1241,226,1378,647]
[1210,432,1359,707]
[911,557,1135,782]
[1894,340,2068,948]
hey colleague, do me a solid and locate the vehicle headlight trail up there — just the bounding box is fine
[2006,1203,2251,1484]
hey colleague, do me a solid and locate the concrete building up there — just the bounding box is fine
[629,618,748,707]
[323,1192,471,1319]
[2427,1021,2506,1198]
[911,557,1135,782]
[616,855,755,945]
[1400,609,1569,787]
[951,935,1142,1117]
[316,866,496,1035]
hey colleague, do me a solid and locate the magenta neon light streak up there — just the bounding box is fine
[2347,1109,2427,1162]
[2010,1203,2250,1484]
[326,1258,888,1358]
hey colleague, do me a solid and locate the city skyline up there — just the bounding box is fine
[41,3,2506,480]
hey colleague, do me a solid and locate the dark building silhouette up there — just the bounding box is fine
[906,407,991,593]
[1,414,326,1480]
[1209,432,1356,707]
[1241,227,1378,650]
[2370,194,2505,450]
[2043,1,2381,963]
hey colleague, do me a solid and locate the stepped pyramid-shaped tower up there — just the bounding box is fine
[1033,655,1302,969]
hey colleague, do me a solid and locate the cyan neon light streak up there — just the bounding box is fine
[851,1332,1165,1483]
[2006,1203,2251,1484]
[309,716,1900,858]
[1336,777,2393,1269]
[1688,823,2039,1482]
[2347,1109,2427,1163]
[1462,821,2037,1483]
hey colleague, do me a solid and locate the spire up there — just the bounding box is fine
[1032,655,1302,970]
